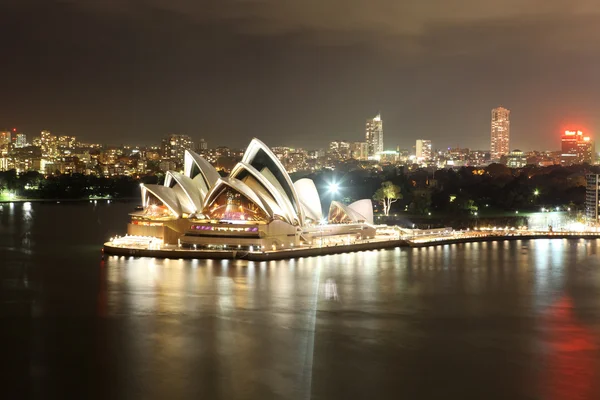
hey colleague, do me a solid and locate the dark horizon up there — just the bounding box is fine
[1,0,599,151]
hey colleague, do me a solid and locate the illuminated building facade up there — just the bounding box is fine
[14,133,27,148]
[586,174,600,223]
[329,141,351,160]
[506,149,527,168]
[0,131,11,146]
[130,139,375,249]
[416,139,432,161]
[561,130,594,165]
[490,107,510,160]
[350,142,368,160]
[161,134,194,167]
[366,114,383,158]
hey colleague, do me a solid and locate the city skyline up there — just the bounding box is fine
[2,1,599,151]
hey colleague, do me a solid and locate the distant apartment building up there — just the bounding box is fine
[561,130,594,165]
[506,149,527,168]
[40,130,58,157]
[416,139,432,161]
[350,141,368,160]
[490,107,510,160]
[328,141,351,160]
[58,135,76,149]
[14,133,27,148]
[586,174,600,223]
[161,134,194,166]
[365,113,383,157]
[0,131,11,146]
[197,138,208,152]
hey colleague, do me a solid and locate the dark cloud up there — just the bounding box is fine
[0,0,599,150]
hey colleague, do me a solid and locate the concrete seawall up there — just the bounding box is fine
[104,239,407,261]
[407,233,600,247]
[103,233,600,261]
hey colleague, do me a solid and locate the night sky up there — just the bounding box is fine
[1,0,599,150]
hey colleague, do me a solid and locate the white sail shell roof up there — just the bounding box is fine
[230,162,296,224]
[164,171,204,214]
[203,177,272,220]
[184,150,220,193]
[142,184,182,218]
[328,200,370,224]
[293,178,323,223]
[241,138,303,225]
[347,199,374,225]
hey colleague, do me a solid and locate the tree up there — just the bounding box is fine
[373,181,402,216]
[410,188,432,215]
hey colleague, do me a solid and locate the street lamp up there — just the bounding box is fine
[534,189,539,196]
[328,182,339,194]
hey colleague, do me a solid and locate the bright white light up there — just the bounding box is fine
[567,222,585,232]
[328,182,339,194]
[319,218,328,225]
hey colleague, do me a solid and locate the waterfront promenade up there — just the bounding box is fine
[103,228,600,260]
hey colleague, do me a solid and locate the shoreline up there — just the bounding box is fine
[103,232,600,261]
[0,197,138,204]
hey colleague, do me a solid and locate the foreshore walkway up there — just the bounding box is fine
[103,231,600,261]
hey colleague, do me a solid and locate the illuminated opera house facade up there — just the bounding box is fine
[129,139,375,251]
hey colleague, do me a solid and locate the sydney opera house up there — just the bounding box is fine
[128,139,376,251]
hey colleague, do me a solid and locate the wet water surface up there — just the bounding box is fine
[2,201,600,399]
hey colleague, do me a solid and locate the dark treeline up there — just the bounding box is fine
[0,163,594,210]
[295,163,595,215]
[0,170,159,200]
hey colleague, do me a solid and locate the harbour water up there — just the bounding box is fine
[2,201,600,399]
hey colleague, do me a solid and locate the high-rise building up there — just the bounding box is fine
[0,131,11,146]
[161,134,194,166]
[40,130,58,157]
[577,137,594,165]
[490,107,510,160]
[197,138,208,151]
[58,135,76,149]
[328,141,351,160]
[586,174,600,223]
[561,130,594,165]
[350,142,368,160]
[15,133,27,148]
[416,139,432,161]
[365,113,383,158]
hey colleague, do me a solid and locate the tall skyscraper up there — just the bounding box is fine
[365,113,383,158]
[416,139,432,161]
[490,107,510,160]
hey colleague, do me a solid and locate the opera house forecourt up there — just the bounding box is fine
[104,139,390,260]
